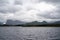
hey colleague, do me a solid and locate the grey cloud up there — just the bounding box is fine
[37,10,60,19]
[7,6,20,13]
[0,0,9,6]
[0,6,20,13]
[0,6,8,13]
[33,0,60,4]
[0,0,21,13]
[37,0,60,19]
[14,0,22,5]
[45,0,60,3]
[0,0,60,22]
[55,9,60,14]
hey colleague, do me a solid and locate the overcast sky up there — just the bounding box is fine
[0,0,60,23]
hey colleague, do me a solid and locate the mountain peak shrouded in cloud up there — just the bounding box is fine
[0,0,60,23]
[6,20,26,25]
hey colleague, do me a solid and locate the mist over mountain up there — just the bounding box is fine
[5,20,48,25]
[0,22,3,25]
[24,21,48,25]
[52,21,60,24]
[5,20,60,25]
[6,20,26,25]
[0,19,60,26]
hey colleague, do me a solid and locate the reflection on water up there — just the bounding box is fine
[0,27,60,40]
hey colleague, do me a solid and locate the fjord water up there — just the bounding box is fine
[0,27,60,40]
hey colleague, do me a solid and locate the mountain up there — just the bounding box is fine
[0,22,3,25]
[6,20,25,25]
[6,20,60,26]
[53,21,60,24]
[24,21,47,25]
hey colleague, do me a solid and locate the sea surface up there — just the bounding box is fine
[0,26,60,40]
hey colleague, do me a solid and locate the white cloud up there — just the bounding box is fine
[0,0,60,23]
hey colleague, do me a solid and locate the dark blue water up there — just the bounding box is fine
[0,27,60,40]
